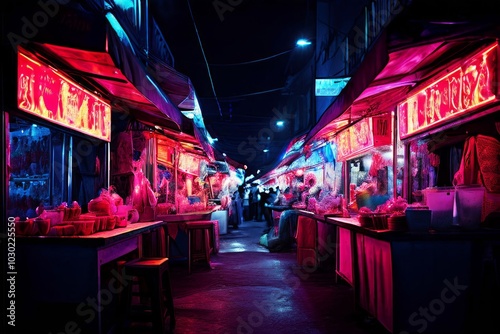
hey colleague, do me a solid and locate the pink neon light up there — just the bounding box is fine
[17,50,111,142]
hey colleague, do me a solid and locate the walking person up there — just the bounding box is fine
[249,183,259,220]
[231,185,245,228]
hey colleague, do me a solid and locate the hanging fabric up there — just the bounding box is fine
[453,136,480,186]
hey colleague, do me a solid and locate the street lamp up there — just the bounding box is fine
[296,38,312,47]
[295,38,316,125]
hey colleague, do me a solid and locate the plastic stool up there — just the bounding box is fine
[185,221,214,274]
[123,257,175,333]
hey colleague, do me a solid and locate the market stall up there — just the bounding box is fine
[327,41,500,334]
[327,216,500,333]
[154,135,232,235]
[257,140,346,258]
[398,41,500,229]
[10,46,112,231]
[8,46,172,334]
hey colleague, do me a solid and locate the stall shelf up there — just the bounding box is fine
[327,216,500,333]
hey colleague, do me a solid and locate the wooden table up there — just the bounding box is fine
[16,221,164,334]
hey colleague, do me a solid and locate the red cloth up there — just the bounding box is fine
[453,136,480,186]
[337,227,353,285]
[356,234,393,333]
[296,216,317,266]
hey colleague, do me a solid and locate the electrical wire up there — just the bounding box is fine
[186,0,222,117]
[212,86,285,100]
[209,49,294,66]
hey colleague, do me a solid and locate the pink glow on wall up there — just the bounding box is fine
[17,49,111,142]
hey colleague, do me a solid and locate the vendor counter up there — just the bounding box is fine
[327,216,500,334]
[15,221,164,334]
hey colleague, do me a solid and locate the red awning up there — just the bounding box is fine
[29,18,195,132]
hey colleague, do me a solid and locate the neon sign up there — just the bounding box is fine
[334,114,393,161]
[398,43,497,139]
[336,117,374,161]
[17,49,111,142]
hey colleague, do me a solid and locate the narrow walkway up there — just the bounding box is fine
[168,219,389,334]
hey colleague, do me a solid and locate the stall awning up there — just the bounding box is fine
[32,42,180,131]
[305,37,477,144]
[29,14,195,132]
[305,32,390,144]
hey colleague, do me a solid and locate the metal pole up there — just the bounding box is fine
[392,108,398,200]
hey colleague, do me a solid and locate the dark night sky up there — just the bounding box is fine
[151,0,316,176]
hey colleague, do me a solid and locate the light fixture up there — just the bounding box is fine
[276,120,284,127]
[296,38,312,47]
[263,149,269,153]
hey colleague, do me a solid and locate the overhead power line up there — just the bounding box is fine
[209,49,294,66]
[186,0,222,117]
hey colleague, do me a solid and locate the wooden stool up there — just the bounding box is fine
[185,221,214,274]
[123,257,175,333]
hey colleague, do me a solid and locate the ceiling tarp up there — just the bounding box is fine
[146,57,196,111]
[105,13,183,127]
[193,125,215,161]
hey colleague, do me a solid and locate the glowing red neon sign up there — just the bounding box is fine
[17,50,111,142]
[336,117,375,161]
[398,43,497,139]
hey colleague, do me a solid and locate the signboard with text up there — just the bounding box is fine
[372,114,392,146]
[315,78,350,96]
[17,50,111,142]
[337,117,374,161]
[335,114,393,161]
[398,43,497,139]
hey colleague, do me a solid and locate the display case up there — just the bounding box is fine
[346,149,394,212]
[8,120,51,218]
[7,114,109,219]
[333,113,402,213]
